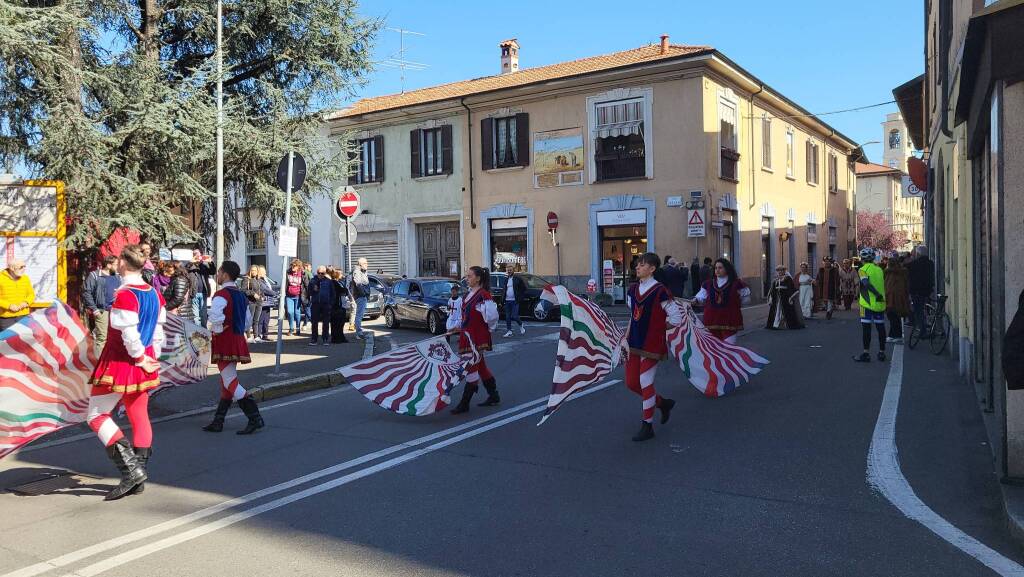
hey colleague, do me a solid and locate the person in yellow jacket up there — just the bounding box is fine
[853,247,888,363]
[0,259,36,331]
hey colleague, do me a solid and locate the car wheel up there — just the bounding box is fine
[533,301,549,321]
[427,311,442,335]
[384,308,399,328]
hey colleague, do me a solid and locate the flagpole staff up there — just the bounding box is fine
[215,0,224,268]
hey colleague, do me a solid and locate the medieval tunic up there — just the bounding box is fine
[458,288,497,354]
[210,282,252,364]
[839,266,859,309]
[816,264,840,303]
[696,277,751,342]
[766,274,804,330]
[625,278,682,423]
[89,277,166,394]
[797,272,815,318]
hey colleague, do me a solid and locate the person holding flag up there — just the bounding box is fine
[624,252,682,442]
[202,261,265,434]
[694,257,750,343]
[86,244,166,501]
[449,266,500,414]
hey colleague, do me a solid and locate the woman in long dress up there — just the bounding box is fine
[695,258,750,343]
[797,262,815,318]
[766,265,804,330]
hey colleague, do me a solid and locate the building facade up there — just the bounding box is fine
[894,0,1024,479]
[854,162,923,251]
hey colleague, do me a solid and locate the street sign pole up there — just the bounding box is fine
[345,216,352,273]
[272,151,294,376]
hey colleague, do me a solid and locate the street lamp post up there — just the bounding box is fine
[215,0,225,268]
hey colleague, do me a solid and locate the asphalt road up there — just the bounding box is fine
[1,308,1022,576]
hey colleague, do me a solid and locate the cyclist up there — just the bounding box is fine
[854,247,888,363]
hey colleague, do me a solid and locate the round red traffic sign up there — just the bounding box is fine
[546,211,559,231]
[336,191,360,219]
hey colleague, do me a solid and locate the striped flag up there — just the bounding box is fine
[339,335,480,416]
[537,285,625,425]
[0,303,93,459]
[667,301,769,397]
[156,313,212,391]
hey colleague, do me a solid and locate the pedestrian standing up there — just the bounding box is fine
[662,257,688,299]
[83,255,121,356]
[449,266,501,414]
[906,245,935,338]
[329,268,350,344]
[139,242,156,285]
[349,257,371,339]
[623,252,681,442]
[797,263,815,319]
[0,258,35,331]
[162,263,193,323]
[151,261,173,297]
[853,248,888,363]
[257,265,276,341]
[187,250,215,327]
[202,260,264,434]
[816,256,840,320]
[307,265,334,346]
[766,266,804,330]
[238,265,264,342]
[695,258,750,343]
[301,262,313,332]
[502,265,526,338]
[284,259,304,336]
[884,255,910,344]
[690,257,701,297]
[86,244,165,500]
[839,259,858,311]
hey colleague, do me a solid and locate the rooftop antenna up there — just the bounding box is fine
[380,27,428,93]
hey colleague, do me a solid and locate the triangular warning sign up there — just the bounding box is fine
[688,211,704,225]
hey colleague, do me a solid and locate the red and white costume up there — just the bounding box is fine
[695,277,751,343]
[209,282,253,401]
[86,273,166,448]
[625,278,682,423]
[458,288,499,393]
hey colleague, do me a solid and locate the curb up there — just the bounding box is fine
[251,332,376,403]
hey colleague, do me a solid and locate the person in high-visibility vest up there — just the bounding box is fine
[854,247,888,363]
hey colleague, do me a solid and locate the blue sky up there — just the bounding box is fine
[353,0,924,163]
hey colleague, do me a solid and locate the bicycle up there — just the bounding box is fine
[907,294,951,355]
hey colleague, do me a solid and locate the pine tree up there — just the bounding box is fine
[0,0,378,251]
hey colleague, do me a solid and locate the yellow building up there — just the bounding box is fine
[333,37,860,302]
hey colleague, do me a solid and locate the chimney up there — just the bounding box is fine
[500,39,520,74]
[660,34,669,54]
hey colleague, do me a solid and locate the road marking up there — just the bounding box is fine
[58,379,620,577]
[4,381,618,577]
[867,346,1024,576]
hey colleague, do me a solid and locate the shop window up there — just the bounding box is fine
[490,218,528,272]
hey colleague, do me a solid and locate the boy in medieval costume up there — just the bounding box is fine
[86,244,166,500]
[624,252,682,442]
[202,261,265,434]
[449,266,500,414]
[694,257,751,343]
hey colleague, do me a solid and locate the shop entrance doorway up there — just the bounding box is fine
[599,225,647,303]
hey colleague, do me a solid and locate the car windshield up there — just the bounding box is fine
[423,281,460,298]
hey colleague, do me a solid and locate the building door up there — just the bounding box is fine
[761,217,773,297]
[599,225,647,303]
[418,222,461,278]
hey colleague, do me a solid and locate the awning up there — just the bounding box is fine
[955,0,1024,142]
[892,74,926,151]
[595,120,643,139]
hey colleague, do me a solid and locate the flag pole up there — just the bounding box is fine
[215,0,225,268]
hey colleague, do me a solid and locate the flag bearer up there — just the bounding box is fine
[449,266,500,414]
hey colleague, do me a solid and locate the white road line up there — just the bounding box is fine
[4,382,617,577]
[867,346,1024,576]
[59,379,620,577]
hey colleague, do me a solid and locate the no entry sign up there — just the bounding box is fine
[546,211,559,231]
[335,189,360,220]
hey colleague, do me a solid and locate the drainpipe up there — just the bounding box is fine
[748,84,764,210]
[460,98,477,229]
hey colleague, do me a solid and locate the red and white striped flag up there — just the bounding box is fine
[339,335,480,416]
[0,303,93,458]
[667,301,769,397]
[537,285,625,425]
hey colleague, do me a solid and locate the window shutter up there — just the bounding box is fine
[441,124,453,175]
[805,141,811,182]
[347,140,358,186]
[515,113,530,167]
[410,129,422,178]
[373,135,385,183]
[481,117,494,170]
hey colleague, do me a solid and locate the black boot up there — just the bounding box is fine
[236,396,264,435]
[658,398,676,425]
[451,384,476,414]
[477,378,500,407]
[129,447,152,495]
[632,421,655,442]
[104,438,147,501]
[202,399,232,432]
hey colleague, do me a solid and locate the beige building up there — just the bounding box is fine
[330,37,860,302]
[893,0,1024,479]
[854,162,923,251]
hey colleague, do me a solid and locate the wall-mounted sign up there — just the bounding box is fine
[667,196,682,207]
[534,128,584,188]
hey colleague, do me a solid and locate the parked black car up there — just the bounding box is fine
[470,272,559,321]
[368,274,402,295]
[383,277,461,335]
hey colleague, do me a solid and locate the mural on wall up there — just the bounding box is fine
[534,128,584,188]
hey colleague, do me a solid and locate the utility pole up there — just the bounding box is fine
[215,0,225,268]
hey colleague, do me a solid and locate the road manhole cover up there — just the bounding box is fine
[7,471,103,496]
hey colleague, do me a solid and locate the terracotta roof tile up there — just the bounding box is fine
[328,43,713,119]
[855,162,903,176]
